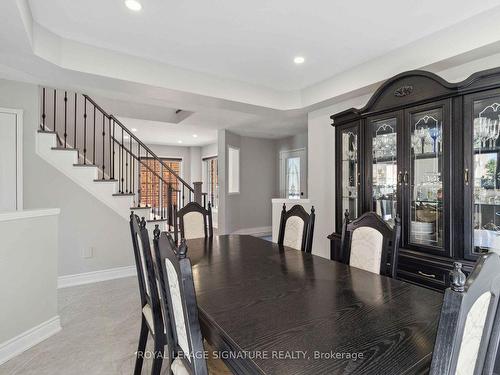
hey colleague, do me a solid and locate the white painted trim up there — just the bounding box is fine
[57,265,136,289]
[0,107,23,210]
[0,208,60,222]
[232,226,272,236]
[0,316,61,366]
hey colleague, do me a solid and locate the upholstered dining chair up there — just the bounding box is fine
[277,203,315,253]
[430,254,500,375]
[174,202,213,244]
[340,210,401,278]
[129,214,170,375]
[153,233,232,375]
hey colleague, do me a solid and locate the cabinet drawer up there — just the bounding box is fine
[398,260,449,290]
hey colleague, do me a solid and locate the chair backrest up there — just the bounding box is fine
[174,202,213,244]
[340,210,401,278]
[430,255,500,375]
[129,213,165,337]
[277,204,315,253]
[154,233,208,375]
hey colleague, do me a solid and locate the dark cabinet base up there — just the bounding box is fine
[328,233,474,292]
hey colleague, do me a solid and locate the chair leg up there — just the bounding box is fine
[151,336,165,375]
[134,317,149,375]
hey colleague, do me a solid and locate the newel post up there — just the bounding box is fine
[193,181,203,205]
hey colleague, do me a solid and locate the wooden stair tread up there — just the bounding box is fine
[73,164,98,167]
[51,147,77,151]
[112,193,134,196]
[93,179,117,182]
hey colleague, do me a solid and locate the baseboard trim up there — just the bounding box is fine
[57,265,136,289]
[232,226,272,236]
[0,316,61,366]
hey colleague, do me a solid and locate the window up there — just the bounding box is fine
[286,157,300,199]
[228,146,240,193]
[139,158,182,209]
[203,157,218,208]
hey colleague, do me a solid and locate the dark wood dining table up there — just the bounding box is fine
[186,235,443,375]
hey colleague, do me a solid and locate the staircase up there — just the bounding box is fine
[36,87,207,232]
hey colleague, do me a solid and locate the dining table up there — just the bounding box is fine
[186,234,443,375]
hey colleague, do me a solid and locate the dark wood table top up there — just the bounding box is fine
[187,235,443,375]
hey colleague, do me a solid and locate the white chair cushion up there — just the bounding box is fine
[349,226,384,274]
[283,216,305,251]
[171,357,190,375]
[183,211,205,239]
[166,258,191,362]
[142,304,155,334]
[456,291,492,375]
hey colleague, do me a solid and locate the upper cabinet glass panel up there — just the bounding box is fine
[472,98,500,253]
[370,118,398,226]
[341,128,359,220]
[409,108,444,248]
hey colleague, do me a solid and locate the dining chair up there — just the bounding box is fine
[277,203,315,253]
[129,213,170,375]
[153,233,232,375]
[174,202,213,244]
[340,210,401,278]
[430,254,500,375]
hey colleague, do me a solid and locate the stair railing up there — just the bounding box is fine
[39,87,201,226]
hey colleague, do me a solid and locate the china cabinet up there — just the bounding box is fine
[330,67,500,291]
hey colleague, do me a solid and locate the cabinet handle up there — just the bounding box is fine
[397,171,403,186]
[464,168,469,186]
[403,171,409,185]
[417,270,436,278]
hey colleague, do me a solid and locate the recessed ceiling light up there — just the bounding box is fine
[177,140,183,144]
[192,134,198,138]
[294,56,305,64]
[125,0,142,11]
[131,128,138,132]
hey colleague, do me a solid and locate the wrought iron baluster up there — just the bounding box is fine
[74,93,77,154]
[129,136,133,194]
[93,106,96,165]
[83,98,87,164]
[64,91,68,148]
[108,117,112,179]
[137,145,141,206]
[112,119,115,180]
[125,133,129,194]
[102,113,105,180]
[42,88,46,131]
[121,128,124,193]
[53,89,56,133]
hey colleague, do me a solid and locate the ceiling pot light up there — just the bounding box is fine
[192,134,198,138]
[177,140,183,144]
[125,0,142,11]
[131,128,138,132]
[294,56,305,64]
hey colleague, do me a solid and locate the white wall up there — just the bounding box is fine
[218,130,275,234]
[202,143,217,159]
[0,209,60,362]
[0,79,135,277]
[306,51,500,260]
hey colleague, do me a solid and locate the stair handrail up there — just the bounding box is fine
[83,94,194,193]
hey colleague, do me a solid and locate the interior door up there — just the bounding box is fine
[0,110,20,211]
[365,111,403,227]
[280,148,307,199]
[403,100,452,256]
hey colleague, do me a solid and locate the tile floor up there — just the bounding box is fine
[0,277,167,374]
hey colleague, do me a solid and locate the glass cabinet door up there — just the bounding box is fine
[369,117,398,226]
[469,96,500,254]
[340,127,359,221]
[407,105,448,252]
